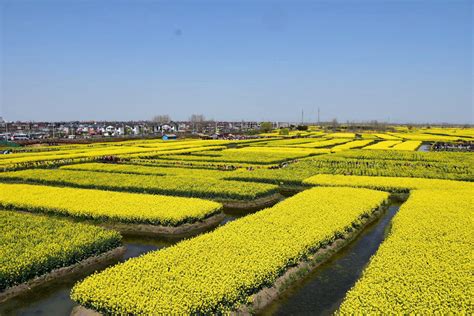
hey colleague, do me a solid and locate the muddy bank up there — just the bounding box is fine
[278,185,308,197]
[101,212,226,237]
[9,207,226,238]
[0,246,126,304]
[220,193,283,212]
[71,306,102,316]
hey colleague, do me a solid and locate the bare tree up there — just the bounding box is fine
[152,115,171,124]
[189,114,206,133]
[189,114,205,123]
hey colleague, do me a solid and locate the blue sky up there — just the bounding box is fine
[0,0,472,123]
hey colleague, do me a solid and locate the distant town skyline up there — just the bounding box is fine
[1,0,472,124]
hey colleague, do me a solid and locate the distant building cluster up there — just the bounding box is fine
[0,120,288,142]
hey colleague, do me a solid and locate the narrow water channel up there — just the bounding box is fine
[417,143,431,152]
[261,202,401,316]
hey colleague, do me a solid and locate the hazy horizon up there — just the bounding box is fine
[1,0,472,124]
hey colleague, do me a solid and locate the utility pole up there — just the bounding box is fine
[301,109,304,125]
[318,107,320,125]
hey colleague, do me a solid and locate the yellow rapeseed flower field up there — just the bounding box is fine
[391,140,422,151]
[331,140,374,152]
[60,162,233,179]
[338,188,473,313]
[300,173,473,313]
[155,147,319,164]
[71,186,389,314]
[303,174,474,192]
[0,169,278,200]
[0,211,121,291]
[363,140,402,149]
[0,183,222,226]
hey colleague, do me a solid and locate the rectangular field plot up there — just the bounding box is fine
[289,138,351,148]
[0,211,121,292]
[363,140,402,149]
[331,140,374,151]
[363,140,422,151]
[0,139,246,171]
[334,149,474,162]
[71,187,389,314]
[390,140,422,151]
[0,146,161,170]
[0,183,222,226]
[251,138,326,147]
[60,162,232,179]
[0,169,278,201]
[303,174,474,192]
[339,188,473,313]
[152,147,320,165]
[225,150,474,184]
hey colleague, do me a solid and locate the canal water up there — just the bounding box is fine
[417,143,431,152]
[261,202,401,316]
[0,202,401,316]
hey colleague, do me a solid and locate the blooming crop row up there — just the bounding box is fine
[155,147,320,164]
[422,128,474,140]
[0,211,121,291]
[0,169,278,201]
[390,140,422,151]
[374,133,401,140]
[336,148,473,163]
[291,138,351,148]
[128,158,266,169]
[0,146,158,164]
[71,186,389,314]
[363,140,402,149]
[331,140,374,152]
[0,139,239,170]
[338,186,473,313]
[0,183,222,226]
[254,138,325,147]
[225,150,474,185]
[363,140,422,151]
[387,132,466,142]
[123,145,228,159]
[335,148,473,162]
[61,162,231,178]
[303,174,474,192]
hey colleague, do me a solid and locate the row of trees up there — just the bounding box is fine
[152,114,206,124]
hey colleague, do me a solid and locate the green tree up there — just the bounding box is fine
[296,125,308,131]
[260,122,273,133]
